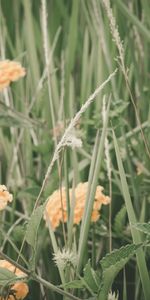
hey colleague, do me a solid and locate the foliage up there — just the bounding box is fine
[0,0,150,299]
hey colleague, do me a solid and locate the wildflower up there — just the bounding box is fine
[0,60,26,91]
[0,260,29,300]
[108,290,119,300]
[53,248,78,270]
[44,182,110,230]
[0,185,13,211]
[63,134,82,149]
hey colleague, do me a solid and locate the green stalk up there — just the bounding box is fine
[46,213,65,285]
[33,274,82,300]
[77,97,111,273]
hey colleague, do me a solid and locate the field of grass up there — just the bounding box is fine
[0,1,150,300]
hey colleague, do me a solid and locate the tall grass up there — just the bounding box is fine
[0,1,150,300]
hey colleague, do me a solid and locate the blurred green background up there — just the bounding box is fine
[0,1,150,299]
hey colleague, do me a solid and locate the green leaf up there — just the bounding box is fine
[100,244,141,270]
[0,268,17,286]
[12,225,25,242]
[98,243,142,300]
[25,205,45,270]
[25,205,44,248]
[114,206,127,236]
[132,223,150,236]
[60,280,84,289]
[83,260,99,293]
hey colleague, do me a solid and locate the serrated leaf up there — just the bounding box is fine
[132,223,150,236]
[0,268,17,285]
[60,280,84,289]
[98,243,142,299]
[25,205,45,270]
[83,260,99,293]
[25,205,44,248]
[114,206,127,236]
[100,243,141,270]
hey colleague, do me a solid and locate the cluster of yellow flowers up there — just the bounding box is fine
[0,185,13,211]
[44,182,110,230]
[0,60,26,91]
[0,260,29,300]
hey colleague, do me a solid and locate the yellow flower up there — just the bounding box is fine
[0,260,29,300]
[0,60,26,91]
[11,282,29,300]
[0,185,13,211]
[44,182,110,230]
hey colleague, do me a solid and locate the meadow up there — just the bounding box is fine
[0,1,150,299]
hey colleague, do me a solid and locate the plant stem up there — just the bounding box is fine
[0,250,82,300]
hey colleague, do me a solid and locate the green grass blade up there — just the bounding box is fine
[77,97,111,273]
[115,0,150,42]
[23,0,40,85]
[113,130,150,300]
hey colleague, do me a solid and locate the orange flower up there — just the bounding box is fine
[0,185,13,211]
[0,260,29,300]
[0,60,26,91]
[44,182,110,230]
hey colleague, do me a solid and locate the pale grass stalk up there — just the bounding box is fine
[33,69,117,209]
[41,1,66,241]
[92,0,118,100]
[58,151,67,247]
[3,84,23,188]
[41,0,68,249]
[128,2,144,60]
[133,26,144,60]
[36,266,45,299]
[6,206,29,220]
[0,230,28,267]
[41,0,49,68]
[0,8,5,60]
[92,0,108,62]
[45,210,66,285]
[29,128,38,146]
[102,0,124,72]
[41,0,56,136]
[1,216,23,249]
[58,51,65,122]
[102,96,112,252]
[102,0,150,158]
[0,17,22,186]
[7,27,61,186]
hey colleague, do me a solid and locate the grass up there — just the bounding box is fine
[0,1,150,300]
